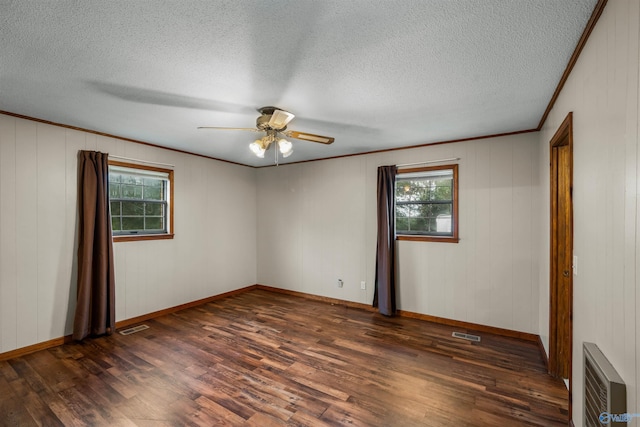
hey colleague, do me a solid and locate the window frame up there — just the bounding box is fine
[395,164,459,243]
[108,160,174,242]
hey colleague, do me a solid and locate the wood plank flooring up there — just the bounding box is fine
[0,289,568,426]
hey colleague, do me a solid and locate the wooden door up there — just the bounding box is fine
[549,113,573,387]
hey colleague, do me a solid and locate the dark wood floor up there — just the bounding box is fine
[0,289,568,426]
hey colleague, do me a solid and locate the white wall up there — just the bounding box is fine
[2,112,542,354]
[257,132,541,334]
[0,115,257,354]
[537,1,639,425]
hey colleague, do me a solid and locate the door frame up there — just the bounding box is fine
[548,112,574,415]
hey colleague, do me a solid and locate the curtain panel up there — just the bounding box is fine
[373,165,397,316]
[73,151,115,341]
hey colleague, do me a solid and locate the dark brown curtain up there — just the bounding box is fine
[373,165,397,316]
[73,151,115,341]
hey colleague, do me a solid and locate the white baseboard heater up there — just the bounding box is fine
[583,342,626,426]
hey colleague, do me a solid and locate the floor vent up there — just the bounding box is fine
[452,332,481,342]
[584,342,626,426]
[119,324,149,336]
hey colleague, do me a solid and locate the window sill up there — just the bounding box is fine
[397,235,459,243]
[113,233,174,243]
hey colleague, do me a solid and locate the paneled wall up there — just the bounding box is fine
[0,113,542,353]
[537,1,640,425]
[0,115,257,354]
[257,132,541,334]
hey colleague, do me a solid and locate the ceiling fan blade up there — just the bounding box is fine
[268,109,295,130]
[197,127,260,132]
[89,81,256,114]
[285,130,334,144]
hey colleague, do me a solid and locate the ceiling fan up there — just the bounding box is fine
[198,106,334,160]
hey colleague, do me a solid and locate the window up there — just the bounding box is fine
[395,164,458,243]
[108,161,174,241]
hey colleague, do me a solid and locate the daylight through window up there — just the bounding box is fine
[108,161,174,241]
[395,164,458,242]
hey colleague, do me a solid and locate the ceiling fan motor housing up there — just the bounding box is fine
[256,114,282,131]
[256,106,295,131]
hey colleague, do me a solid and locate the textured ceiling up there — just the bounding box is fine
[0,0,597,166]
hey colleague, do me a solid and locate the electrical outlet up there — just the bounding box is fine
[337,279,344,288]
[360,281,366,290]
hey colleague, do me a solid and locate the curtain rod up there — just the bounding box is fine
[397,157,460,168]
[109,155,175,168]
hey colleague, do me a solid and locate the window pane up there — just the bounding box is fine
[122,217,144,230]
[111,217,121,231]
[144,203,163,216]
[122,201,144,215]
[396,180,425,201]
[435,214,452,233]
[122,184,143,199]
[423,203,451,219]
[122,174,143,185]
[109,183,121,198]
[433,203,452,217]
[396,205,409,219]
[145,217,163,230]
[110,201,121,215]
[396,217,409,232]
[396,177,452,203]
[431,178,452,201]
[144,186,163,200]
[408,217,429,232]
[143,177,162,187]
[395,203,452,234]
[109,173,122,184]
[397,203,420,219]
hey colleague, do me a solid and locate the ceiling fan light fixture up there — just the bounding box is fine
[278,138,293,157]
[249,139,266,158]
